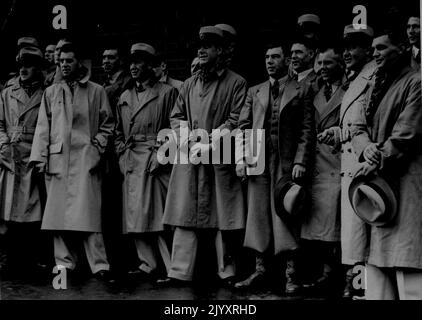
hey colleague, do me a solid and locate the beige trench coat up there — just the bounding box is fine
[29,69,114,232]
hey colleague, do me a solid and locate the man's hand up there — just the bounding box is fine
[317,128,335,144]
[236,163,247,181]
[354,161,378,177]
[190,142,212,163]
[341,127,351,143]
[363,143,381,165]
[292,164,306,181]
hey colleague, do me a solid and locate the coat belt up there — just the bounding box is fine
[123,134,158,150]
[7,126,36,134]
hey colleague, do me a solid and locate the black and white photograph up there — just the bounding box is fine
[0,0,421,311]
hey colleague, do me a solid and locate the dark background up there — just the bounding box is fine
[0,0,419,85]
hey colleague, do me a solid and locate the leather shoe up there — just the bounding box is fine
[156,277,189,287]
[94,270,115,284]
[234,271,265,289]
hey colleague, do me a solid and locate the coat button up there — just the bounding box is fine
[348,172,353,177]
[340,172,345,177]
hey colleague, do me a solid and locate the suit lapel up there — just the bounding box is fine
[256,81,270,114]
[279,78,299,115]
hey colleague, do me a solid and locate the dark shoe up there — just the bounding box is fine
[156,277,189,287]
[94,270,115,284]
[285,259,301,295]
[234,271,265,289]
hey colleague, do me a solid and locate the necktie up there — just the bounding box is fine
[271,79,279,100]
[324,84,332,101]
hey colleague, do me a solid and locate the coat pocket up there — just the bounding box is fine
[48,142,63,175]
[88,144,102,173]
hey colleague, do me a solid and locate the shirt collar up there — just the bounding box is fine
[413,46,420,59]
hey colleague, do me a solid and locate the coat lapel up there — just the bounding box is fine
[18,89,43,120]
[130,85,158,122]
[279,78,299,115]
[340,61,376,124]
[318,85,344,122]
[256,81,270,114]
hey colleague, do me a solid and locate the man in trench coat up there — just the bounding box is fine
[115,43,178,277]
[29,43,114,280]
[235,42,315,294]
[324,25,376,299]
[300,47,347,294]
[350,28,422,300]
[160,26,247,285]
[0,47,46,273]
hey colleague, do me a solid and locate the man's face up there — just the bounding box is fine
[372,35,403,70]
[319,49,343,83]
[60,51,79,79]
[343,43,369,71]
[45,45,56,64]
[153,61,166,79]
[407,17,420,47]
[130,57,150,81]
[265,47,286,79]
[290,43,314,73]
[197,42,221,67]
[102,49,120,74]
[19,61,37,82]
[54,46,62,65]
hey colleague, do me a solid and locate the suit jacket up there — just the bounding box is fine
[237,76,315,254]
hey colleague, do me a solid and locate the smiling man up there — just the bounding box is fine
[300,46,346,296]
[114,42,178,280]
[160,26,247,287]
[290,37,319,93]
[29,43,115,283]
[350,26,422,300]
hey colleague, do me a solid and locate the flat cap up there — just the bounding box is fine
[17,37,39,48]
[130,42,156,56]
[17,46,43,60]
[298,14,321,25]
[56,39,72,49]
[199,26,223,38]
[343,24,374,38]
[215,24,237,37]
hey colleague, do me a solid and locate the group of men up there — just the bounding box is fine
[0,10,421,301]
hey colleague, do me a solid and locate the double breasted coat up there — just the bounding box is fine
[334,61,376,265]
[301,82,346,242]
[351,63,422,269]
[0,80,44,222]
[115,80,178,234]
[237,76,315,255]
[162,69,247,230]
[29,68,114,232]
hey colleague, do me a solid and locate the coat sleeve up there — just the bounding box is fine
[377,75,422,168]
[350,94,377,162]
[170,82,189,146]
[29,90,51,165]
[293,84,316,168]
[93,87,114,154]
[0,91,9,146]
[235,87,253,164]
[216,78,248,133]
[114,95,126,156]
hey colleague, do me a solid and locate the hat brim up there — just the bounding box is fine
[274,175,308,220]
[349,174,397,227]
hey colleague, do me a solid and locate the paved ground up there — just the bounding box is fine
[0,271,324,300]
